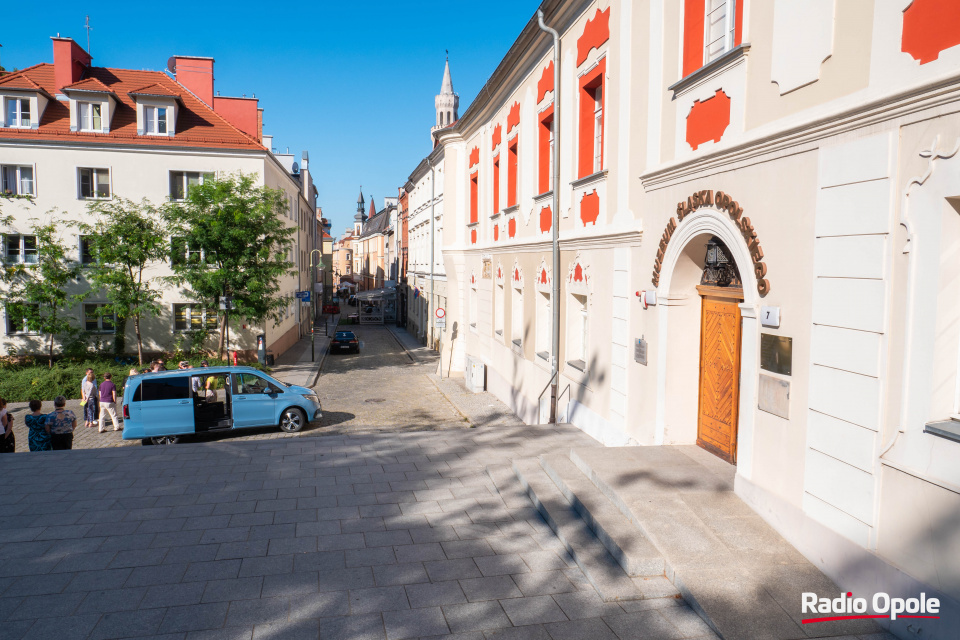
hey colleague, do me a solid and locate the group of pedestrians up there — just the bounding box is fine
[0,358,211,454]
[1,394,85,452]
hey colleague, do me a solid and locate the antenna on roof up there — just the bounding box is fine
[84,15,92,54]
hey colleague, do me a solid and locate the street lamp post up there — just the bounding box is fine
[309,249,323,361]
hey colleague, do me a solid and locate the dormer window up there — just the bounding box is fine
[5,97,30,128]
[78,102,103,132]
[145,106,167,135]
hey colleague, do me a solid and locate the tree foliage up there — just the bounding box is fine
[78,197,169,365]
[164,173,296,358]
[4,214,84,367]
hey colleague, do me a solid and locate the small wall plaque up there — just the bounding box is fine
[635,338,648,365]
[758,374,790,419]
[760,334,792,376]
[760,306,780,328]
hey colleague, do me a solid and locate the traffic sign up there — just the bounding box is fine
[435,307,445,319]
[296,291,311,302]
[435,317,446,328]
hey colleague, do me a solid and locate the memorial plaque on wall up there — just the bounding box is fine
[760,334,792,376]
[635,338,648,366]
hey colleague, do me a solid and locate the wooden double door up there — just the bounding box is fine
[696,287,743,464]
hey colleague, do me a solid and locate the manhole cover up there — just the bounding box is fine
[365,398,386,403]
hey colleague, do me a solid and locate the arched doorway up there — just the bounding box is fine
[695,238,743,463]
[654,206,761,477]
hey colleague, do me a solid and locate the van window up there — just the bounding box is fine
[137,377,191,401]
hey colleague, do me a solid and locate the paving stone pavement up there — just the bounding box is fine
[0,421,723,640]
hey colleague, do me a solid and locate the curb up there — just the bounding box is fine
[385,325,421,365]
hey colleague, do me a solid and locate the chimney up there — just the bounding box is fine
[257,108,264,143]
[51,37,91,94]
[212,95,259,138]
[172,55,214,106]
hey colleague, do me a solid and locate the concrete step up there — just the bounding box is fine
[509,459,645,602]
[569,446,884,640]
[539,453,665,578]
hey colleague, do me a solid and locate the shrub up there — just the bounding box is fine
[0,356,269,403]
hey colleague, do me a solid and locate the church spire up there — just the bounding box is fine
[431,54,459,143]
[440,56,454,96]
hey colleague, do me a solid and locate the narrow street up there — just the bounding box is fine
[315,325,467,434]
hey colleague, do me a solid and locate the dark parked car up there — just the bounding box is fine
[331,331,359,354]
[348,295,357,306]
[322,304,340,314]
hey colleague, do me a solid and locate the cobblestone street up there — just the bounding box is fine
[4,325,484,453]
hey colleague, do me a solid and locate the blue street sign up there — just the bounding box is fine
[296,291,311,302]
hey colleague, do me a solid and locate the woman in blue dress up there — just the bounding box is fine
[25,400,51,452]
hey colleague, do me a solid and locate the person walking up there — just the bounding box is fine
[25,400,51,452]
[47,397,77,450]
[0,398,15,454]
[98,373,120,432]
[81,369,99,428]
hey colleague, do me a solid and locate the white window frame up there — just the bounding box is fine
[78,167,111,199]
[79,235,97,265]
[566,293,589,368]
[83,303,116,333]
[5,97,31,128]
[78,101,103,132]
[548,119,555,190]
[144,106,168,136]
[704,0,737,65]
[469,284,478,333]
[5,303,39,335]
[3,233,38,264]
[536,290,551,360]
[169,171,214,201]
[593,86,603,174]
[1,164,34,196]
[511,285,524,348]
[494,283,504,338]
[173,303,219,332]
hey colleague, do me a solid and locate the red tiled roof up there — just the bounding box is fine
[0,63,263,150]
[62,77,114,94]
[128,82,181,98]
[0,68,50,96]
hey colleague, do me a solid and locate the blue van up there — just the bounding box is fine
[121,366,322,445]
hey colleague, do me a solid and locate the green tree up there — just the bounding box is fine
[5,214,84,367]
[77,197,170,365]
[164,173,296,359]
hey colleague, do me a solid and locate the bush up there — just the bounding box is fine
[0,357,269,403]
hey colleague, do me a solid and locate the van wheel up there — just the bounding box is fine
[279,408,306,433]
[149,436,180,445]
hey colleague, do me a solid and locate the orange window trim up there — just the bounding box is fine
[682,0,743,78]
[538,105,555,195]
[507,139,518,208]
[578,59,605,180]
[493,154,500,215]
[682,0,706,77]
[470,171,479,224]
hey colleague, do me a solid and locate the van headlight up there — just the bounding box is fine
[302,394,320,405]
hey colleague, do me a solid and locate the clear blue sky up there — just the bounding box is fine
[1,1,537,237]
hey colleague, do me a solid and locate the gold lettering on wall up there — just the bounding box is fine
[652,190,770,296]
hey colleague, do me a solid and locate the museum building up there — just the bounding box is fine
[431,0,960,633]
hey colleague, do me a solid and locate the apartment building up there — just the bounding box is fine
[0,36,317,359]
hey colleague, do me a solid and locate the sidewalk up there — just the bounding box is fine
[386,324,524,429]
[385,323,440,365]
[269,315,337,388]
